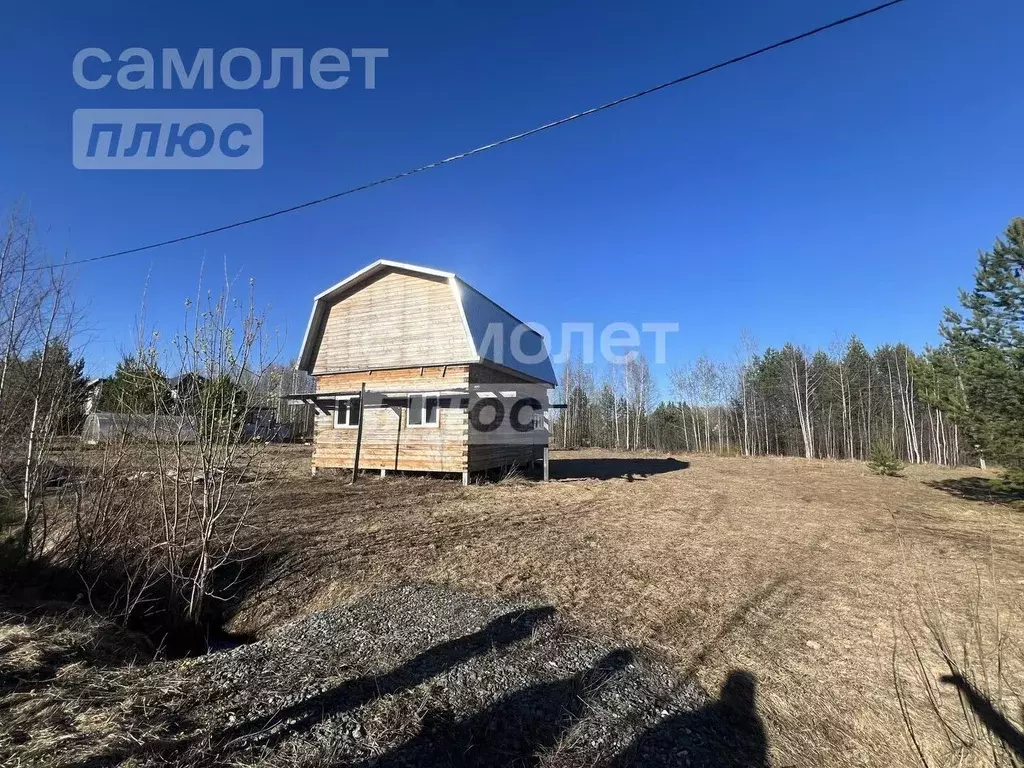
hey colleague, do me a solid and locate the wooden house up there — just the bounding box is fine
[292,260,557,483]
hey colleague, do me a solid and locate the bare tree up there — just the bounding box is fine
[736,331,759,457]
[623,352,655,451]
[136,271,275,628]
[13,259,281,648]
[0,211,83,560]
[787,346,816,460]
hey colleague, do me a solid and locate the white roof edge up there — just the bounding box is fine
[313,259,455,302]
[296,302,320,372]
[449,278,480,361]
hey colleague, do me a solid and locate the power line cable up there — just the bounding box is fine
[59,0,907,269]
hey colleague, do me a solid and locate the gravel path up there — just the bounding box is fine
[168,584,764,766]
[79,585,767,766]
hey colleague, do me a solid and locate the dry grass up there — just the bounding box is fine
[233,446,1024,767]
[3,446,1019,766]
[0,599,193,766]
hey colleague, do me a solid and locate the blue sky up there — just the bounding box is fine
[0,0,1020,394]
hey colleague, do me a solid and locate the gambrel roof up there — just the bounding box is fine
[297,260,557,386]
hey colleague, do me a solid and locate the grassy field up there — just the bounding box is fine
[234,446,1024,767]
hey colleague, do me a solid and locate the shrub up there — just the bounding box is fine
[868,442,906,477]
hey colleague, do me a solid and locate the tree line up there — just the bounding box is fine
[555,339,962,465]
[555,217,1024,478]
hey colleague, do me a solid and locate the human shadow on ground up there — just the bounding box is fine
[925,477,1024,507]
[550,457,690,482]
[213,606,556,755]
[941,673,1024,761]
[358,649,635,768]
[66,623,768,768]
[611,670,769,768]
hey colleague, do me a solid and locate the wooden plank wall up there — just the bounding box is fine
[467,364,547,472]
[312,269,472,374]
[313,366,469,472]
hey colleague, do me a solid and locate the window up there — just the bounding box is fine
[334,396,361,428]
[408,394,440,427]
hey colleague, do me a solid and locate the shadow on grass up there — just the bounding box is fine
[0,598,152,697]
[209,602,768,768]
[941,673,1024,761]
[550,457,690,482]
[346,657,768,768]
[611,670,768,768]
[926,476,1024,507]
[358,658,768,768]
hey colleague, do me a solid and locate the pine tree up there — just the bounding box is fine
[2,342,89,435]
[939,218,1024,478]
[41,342,89,433]
[97,355,167,413]
[867,440,906,477]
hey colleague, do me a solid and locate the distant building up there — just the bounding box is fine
[83,378,105,415]
[166,373,206,403]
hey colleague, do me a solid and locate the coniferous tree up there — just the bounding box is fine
[38,342,88,433]
[867,440,906,477]
[939,218,1024,476]
[97,355,167,413]
[0,341,89,435]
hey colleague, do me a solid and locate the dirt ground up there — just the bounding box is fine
[235,446,1024,767]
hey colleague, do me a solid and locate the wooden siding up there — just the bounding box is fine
[466,363,547,472]
[313,366,468,473]
[469,363,536,386]
[311,269,472,375]
[468,443,541,472]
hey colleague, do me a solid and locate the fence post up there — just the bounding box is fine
[351,382,366,484]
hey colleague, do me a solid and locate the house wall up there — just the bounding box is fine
[313,366,469,473]
[311,269,473,374]
[467,364,547,472]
